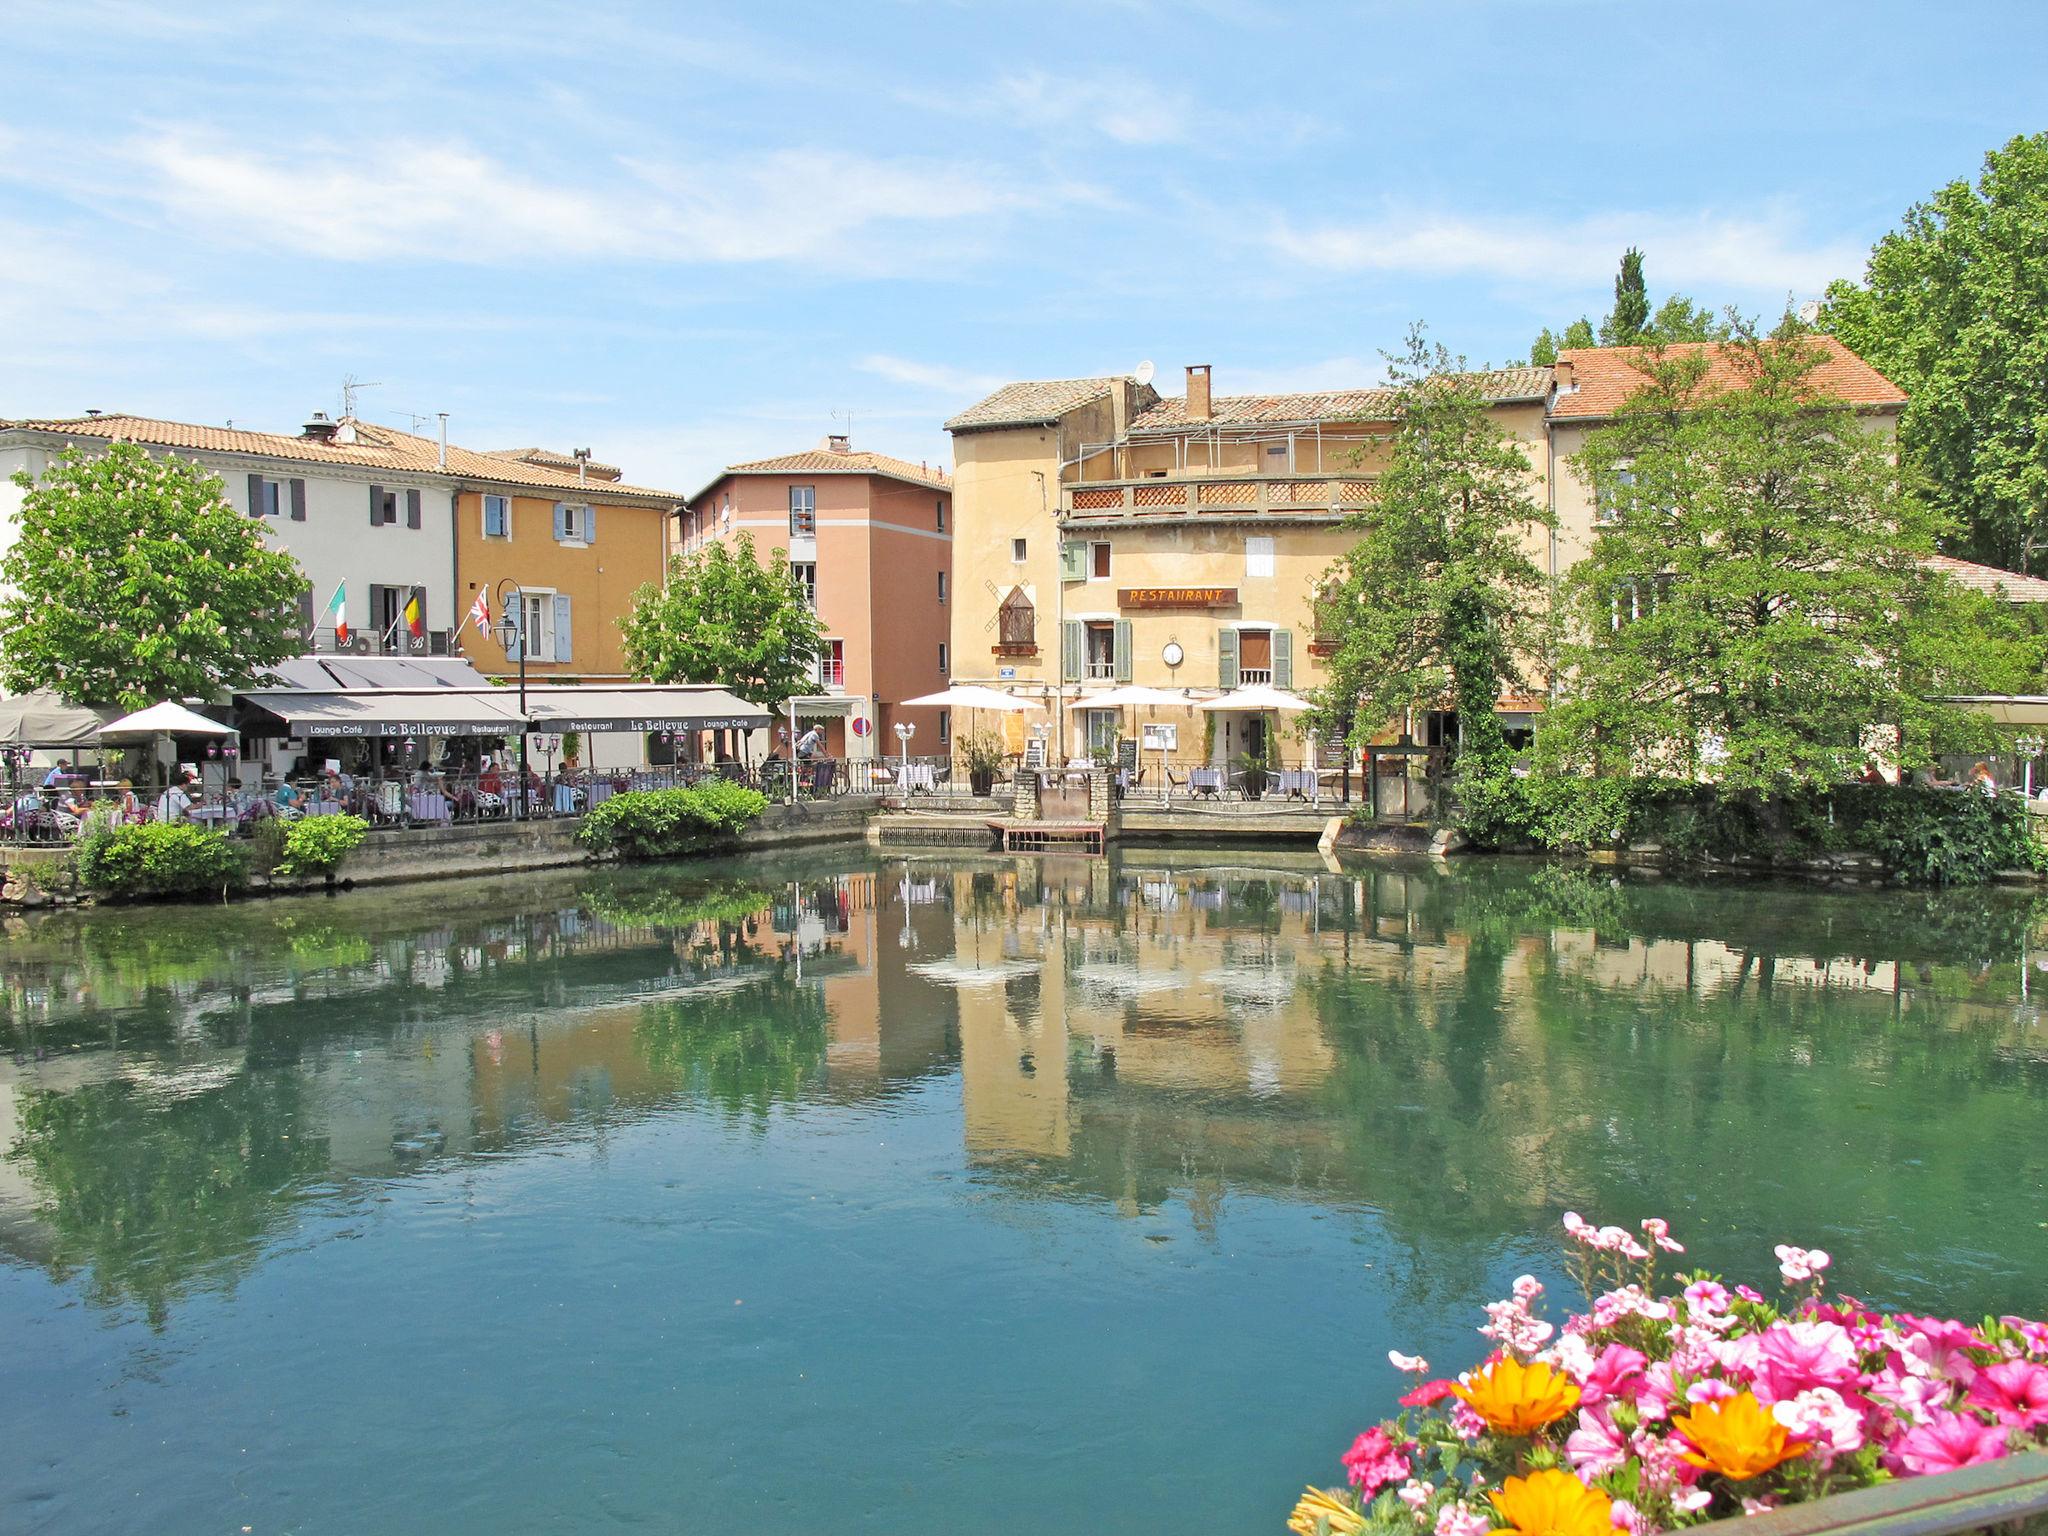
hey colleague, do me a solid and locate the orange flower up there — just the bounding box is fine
[1452,1357,1583,1436]
[1489,1469,1615,1536]
[1673,1391,1811,1481]
[1288,1486,1365,1536]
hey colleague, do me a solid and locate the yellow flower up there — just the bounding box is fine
[1288,1486,1366,1536]
[1673,1391,1810,1482]
[1490,1468,1615,1536]
[1452,1357,1583,1436]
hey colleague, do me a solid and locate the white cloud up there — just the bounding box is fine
[992,70,1192,146]
[1269,205,1864,299]
[855,354,1006,398]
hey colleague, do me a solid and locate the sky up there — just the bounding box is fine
[3,0,2044,495]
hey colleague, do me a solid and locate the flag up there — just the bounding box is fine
[321,579,349,645]
[466,588,491,637]
[404,589,424,640]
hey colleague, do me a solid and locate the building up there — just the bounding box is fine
[0,412,680,680]
[679,436,951,760]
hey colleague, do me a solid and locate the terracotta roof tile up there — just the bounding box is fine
[1550,335,1906,420]
[944,377,1128,432]
[1128,367,1553,433]
[0,414,680,502]
[484,446,623,482]
[1923,554,2048,604]
[721,448,949,487]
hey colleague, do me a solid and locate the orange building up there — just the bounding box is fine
[454,446,679,681]
[680,436,952,760]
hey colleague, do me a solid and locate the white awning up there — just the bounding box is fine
[519,686,770,733]
[239,690,527,738]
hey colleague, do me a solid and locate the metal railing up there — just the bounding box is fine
[1061,473,1380,522]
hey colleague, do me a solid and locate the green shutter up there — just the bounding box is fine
[1218,627,1238,689]
[1113,619,1133,683]
[1059,541,1085,582]
[1062,619,1084,683]
[1272,627,1292,689]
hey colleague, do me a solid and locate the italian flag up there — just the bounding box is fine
[322,579,349,645]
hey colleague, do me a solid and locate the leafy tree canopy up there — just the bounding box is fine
[1603,246,1651,345]
[1,442,309,707]
[1821,131,2048,572]
[1542,328,2039,792]
[620,532,825,716]
[1531,251,1731,363]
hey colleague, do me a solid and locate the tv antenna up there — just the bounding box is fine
[831,407,860,435]
[340,375,382,417]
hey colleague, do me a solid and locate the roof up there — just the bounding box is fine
[944,377,1130,432]
[261,655,491,691]
[1550,336,1907,421]
[1126,367,1553,433]
[485,446,623,482]
[0,414,681,503]
[1924,554,2048,604]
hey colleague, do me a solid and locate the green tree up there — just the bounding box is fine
[1543,328,2035,791]
[0,442,308,706]
[1308,327,1553,825]
[620,532,825,715]
[1529,317,1595,366]
[1821,132,2048,572]
[1601,247,1651,345]
[1644,293,1731,344]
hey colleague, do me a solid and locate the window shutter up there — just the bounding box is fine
[1218,627,1239,689]
[1059,541,1084,582]
[1061,619,1083,683]
[289,479,307,521]
[247,474,265,517]
[553,594,573,663]
[1272,627,1293,688]
[370,484,384,526]
[583,504,595,543]
[406,488,422,529]
[553,503,569,541]
[296,586,315,636]
[1113,619,1133,683]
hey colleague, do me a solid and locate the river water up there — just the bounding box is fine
[3,851,2044,1533]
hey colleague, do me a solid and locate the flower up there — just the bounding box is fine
[1686,1280,1731,1316]
[1454,1358,1584,1436]
[1290,1487,1366,1536]
[1673,1391,1812,1481]
[1890,1410,2010,1477]
[1773,1245,1831,1285]
[1401,1378,1458,1409]
[1489,1469,1615,1536]
[1580,1345,1648,1407]
[1389,1351,1430,1374]
[1770,1387,1865,1460]
[1753,1320,1860,1402]
[1398,1479,1436,1511]
[1897,1315,1985,1383]
[1436,1501,1491,1536]
[1966,1361,2048,1430]
[1641,1217,1686,1254]
[1342,1426,1415,1494]
[1608,1498,1649,1535]
[1566,1406,1630,1477]
[1515,1275,1546,1302]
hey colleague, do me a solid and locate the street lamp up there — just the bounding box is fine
[492,580,530,819]
[893,721,915,788]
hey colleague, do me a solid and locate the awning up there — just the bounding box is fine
[238,689,526,738]
[519,686,770,733]
[0,690,115,748]
[783,694,857,718]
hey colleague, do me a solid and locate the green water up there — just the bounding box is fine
[3,851,2045,1533]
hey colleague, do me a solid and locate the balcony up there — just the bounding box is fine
[1061,473,1380,524]
[1238,667,1273,685]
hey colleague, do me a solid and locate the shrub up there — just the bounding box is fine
[274,813,369,879]
[76,821,246,899]
[576,783,769,859]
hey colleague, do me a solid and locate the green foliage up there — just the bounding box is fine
[620,533,825,715]
[1532,250,1729,362]
[246,814,290,875]
[1,442,310,707]
[576,783,769,859]
[582,876,774,929]
[274,813,369,878]
[1602,245,1650,344]
[1546,327,2039,792]
[75,820,246,899]
[1822,131,2048,571]
[956,731,1007,777]
[1309,325,1552,796]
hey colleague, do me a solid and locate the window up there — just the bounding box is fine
[249,475,305,521]
[722,493,732,531]
[483,494,511,538]
[1238,627,1274,684]
[936,499,946,532]
[938,708,949,744]
[522,592,554,661]
[1090,541,1111,580]
[257,479,281,516]
[1085,621,1116,679]
[1246,535,1275,579]
[1611,574,1675,629]
[818,638,845,688]
[938,642,949,673]
[370,486,400,525]
[1012,537,1027,563]
[790,561,817,609]
[998,587,1036,649]
[1595,466,1637,526]
[554,503,593,544]
[790,485,817,538]
[937,571,947,604]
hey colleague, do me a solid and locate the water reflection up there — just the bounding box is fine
[3,853,2045,1330]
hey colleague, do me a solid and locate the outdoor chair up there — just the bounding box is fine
[1189,768,1224,799]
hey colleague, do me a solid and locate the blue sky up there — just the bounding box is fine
[4,0,2043,493]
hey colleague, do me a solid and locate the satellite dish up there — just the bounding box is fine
[1132,359,1156,387]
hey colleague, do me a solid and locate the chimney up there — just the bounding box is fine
[573,446,590,483]
[827,433,851,454]
[301,411,338,442]
[84,408,102,418]
[1186,364,1212,422]
[1552,359,1576,392]
[437,412,448,469]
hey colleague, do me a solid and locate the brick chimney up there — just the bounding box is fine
[301,411,338,442]
[1552,359,1575,392]
[826,433,851,454]
[1186,364,1212,422]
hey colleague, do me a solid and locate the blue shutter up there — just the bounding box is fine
[583,504,595,543]
[553,594,573,663]
[553,503,569,541]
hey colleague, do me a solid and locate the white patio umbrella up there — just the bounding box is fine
[1066,684,1186,785]
[98,701,235,798]
[898,685,1044,782]
[1197,684,1315,802]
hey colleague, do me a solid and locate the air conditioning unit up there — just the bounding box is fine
[350,634,371,654]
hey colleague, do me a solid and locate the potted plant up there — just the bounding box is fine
[959,732,1005,797]
[562,730,581,771]
[1238,747,1272,800]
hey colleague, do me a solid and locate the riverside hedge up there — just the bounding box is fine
[575,783,769,860]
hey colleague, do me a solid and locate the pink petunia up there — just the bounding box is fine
[1436,1501,1491,1536]
[1513,1274,1545,1302]
[1735,1284,1767,1305]
[1567,1405,1630,1477]
[1966,1360,2048,1430]
[1999,1316,2048,1357]
[1897,1315,1985,1385]
[1771,1387,1866,1461]
[1581,1345,1650,1407]
[1774,1244,1832,1285]
[1754,1320,1861,1402]
[1401,1379,1458,1409]
[1686,1378,1738,1405]
[1609,1498,1650,1535]
[1640,1217,1686,1254]
[1890,1410,2009,1477]
[1398,1479,1435,1511]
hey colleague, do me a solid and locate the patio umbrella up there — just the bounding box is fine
[0,690,115,749]
[1066,684,1186,784]
[1197,684,1314,801]
[898,685,1045,775]
[98,701,235,798]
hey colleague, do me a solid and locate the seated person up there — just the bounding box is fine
[155,776,196,822]
[273,779,307,813]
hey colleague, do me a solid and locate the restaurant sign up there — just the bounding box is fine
[1117,586,1238,611]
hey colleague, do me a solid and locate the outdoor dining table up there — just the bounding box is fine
[408,791,452,824]
[186,804,230,824]
[901,764,937,793]
[584,781,616,808]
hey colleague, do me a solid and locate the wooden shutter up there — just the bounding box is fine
[1112,619,1133,683]
[553,502,569,541]
[583,504,595,542]
[1272,627,1293,689]
[296,586,315,637]
[289,479,306,521]
[1059,541,1084,582]
[1061,619,1083,683]
[370,485,384,525]
[552,594,573,662]
[1218,627,1239,689]
[247,473,265,517]
[405,488,422,529]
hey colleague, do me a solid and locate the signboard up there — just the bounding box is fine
[1141,723,1178,752]
[998,666,1017,679]
[1117,587,1238,611]
[1116,738,1139,773]
[851,716,871,738]
[303,720,511,738]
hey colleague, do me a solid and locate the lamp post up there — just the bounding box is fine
[492,580,529,820]
[894,721,915,792]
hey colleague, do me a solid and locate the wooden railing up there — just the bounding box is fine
[1061,473,1379,521]
[1709,1456,2048,1536]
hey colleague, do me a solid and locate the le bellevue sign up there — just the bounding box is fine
[1116,586,1238,611]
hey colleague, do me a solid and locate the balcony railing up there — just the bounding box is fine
[310,628,457,657]
[1238,667,1273,685]
[1061,473,1380,522]
[1084,659,1117,680]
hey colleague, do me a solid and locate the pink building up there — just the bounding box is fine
[680,437,952,761]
